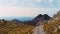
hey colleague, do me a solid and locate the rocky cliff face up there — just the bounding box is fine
[33,14,50,22]
[32,14,50,26]
[24,14,51,26]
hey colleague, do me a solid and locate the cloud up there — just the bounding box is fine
[0,0,18,7]
[0,0,60,8]
[0,0,60,17]
[49,0,53,3]
[0,7,60,17]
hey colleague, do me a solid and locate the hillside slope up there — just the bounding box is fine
[0,20,35,34]
[43,11,60,34]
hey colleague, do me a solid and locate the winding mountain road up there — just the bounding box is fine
[33,25,45,34]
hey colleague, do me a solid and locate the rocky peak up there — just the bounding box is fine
[33,14,50,22]
[42,14,50,20]
[23,14,50,26]
[31,14,50,26]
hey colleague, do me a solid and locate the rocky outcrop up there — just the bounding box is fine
[32,14,50,25]
[24,14,51,26]
[9,14,50,26]
[53,10,60,18]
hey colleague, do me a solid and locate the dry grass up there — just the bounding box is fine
[0,20,35,34]
[43,18,60,34]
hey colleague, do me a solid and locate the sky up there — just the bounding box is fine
[0,0,60,17]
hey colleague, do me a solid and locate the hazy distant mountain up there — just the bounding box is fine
[0,17,33,21]
[0,14,50,26]
[12,19,22,22]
